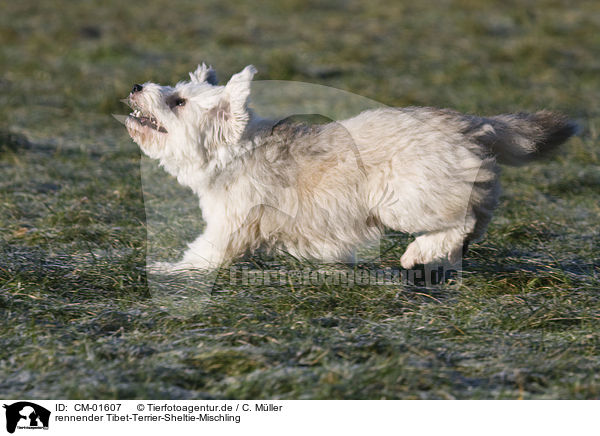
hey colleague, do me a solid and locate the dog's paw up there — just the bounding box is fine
[148,260,220,275]
[147,261,179,275]
[401,239,464,269]
[400,243,422,269]
[147,261,198,275]
[400,240,444,269]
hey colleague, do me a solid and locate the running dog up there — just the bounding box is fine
[125,63,576,271]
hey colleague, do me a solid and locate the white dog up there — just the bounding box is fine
[125,63,575,272]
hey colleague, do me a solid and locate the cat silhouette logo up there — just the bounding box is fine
[3,402,50,433]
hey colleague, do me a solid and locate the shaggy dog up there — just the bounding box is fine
[125,64,576,272]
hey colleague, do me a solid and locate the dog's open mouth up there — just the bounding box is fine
[129,109,168,133]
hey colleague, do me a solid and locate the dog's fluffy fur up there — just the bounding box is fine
[125,63,576,271]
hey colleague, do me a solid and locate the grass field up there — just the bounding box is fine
[1,0,599,399]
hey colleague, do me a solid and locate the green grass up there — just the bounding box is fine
[1,0,599,399]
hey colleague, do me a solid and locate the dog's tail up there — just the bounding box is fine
[465,111,578,166]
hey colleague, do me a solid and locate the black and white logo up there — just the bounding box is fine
[3,402,50,434]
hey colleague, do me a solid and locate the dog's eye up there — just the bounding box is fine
[167,95,187,110]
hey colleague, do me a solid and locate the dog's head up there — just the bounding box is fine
[125,63,257,165]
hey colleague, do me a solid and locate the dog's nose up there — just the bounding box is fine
[131,84,143,94]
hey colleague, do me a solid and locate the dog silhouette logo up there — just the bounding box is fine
[3,402,50,434]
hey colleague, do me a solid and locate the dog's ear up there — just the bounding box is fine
[224,65,257,108]
[189,63,218,85]
[206,65,257,147]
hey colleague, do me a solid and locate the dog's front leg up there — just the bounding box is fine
[176,227,233,271]
[149,223,235,273]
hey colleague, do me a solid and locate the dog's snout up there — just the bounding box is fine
[131,84,143,94]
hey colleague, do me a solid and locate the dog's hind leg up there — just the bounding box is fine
[399,215,476,269]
